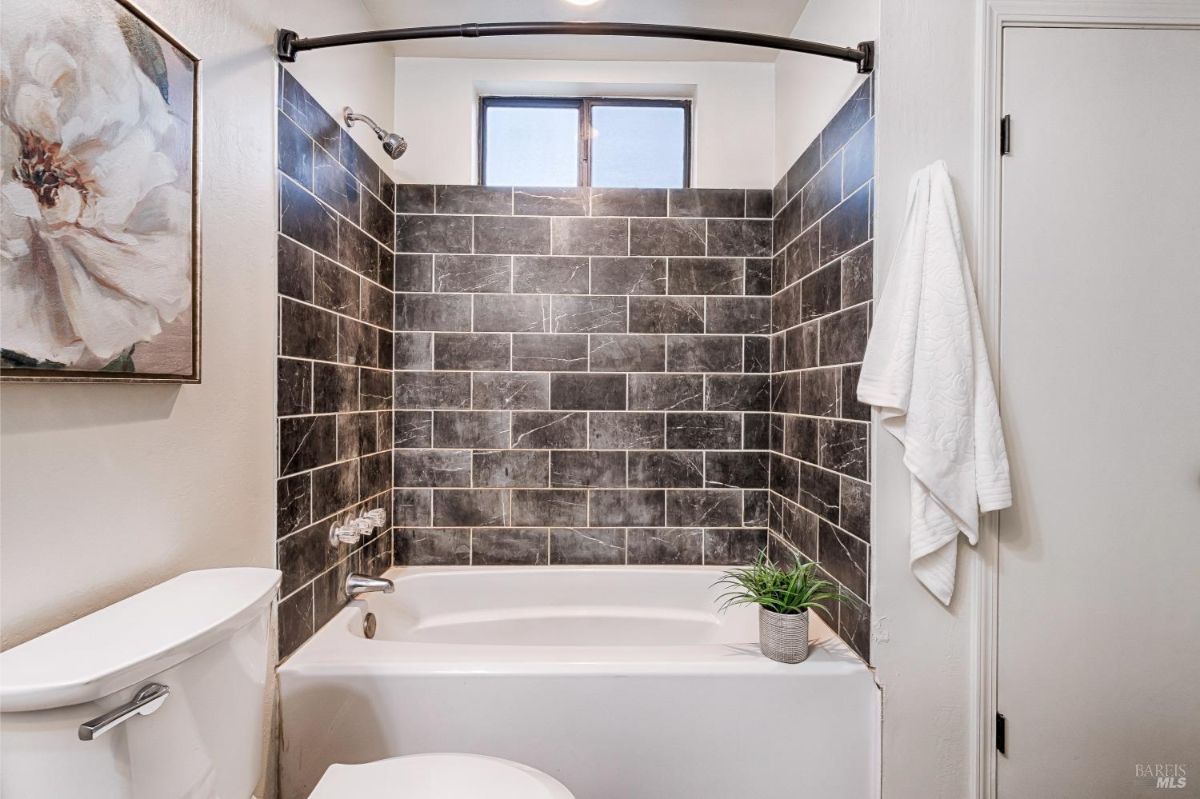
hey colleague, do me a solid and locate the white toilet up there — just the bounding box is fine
[0,568,574,799]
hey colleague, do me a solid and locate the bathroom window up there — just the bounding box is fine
[479,97,691,188]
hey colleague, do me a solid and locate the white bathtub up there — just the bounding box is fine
[278,566,879,799]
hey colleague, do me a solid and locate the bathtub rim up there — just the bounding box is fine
[278,565,870,679]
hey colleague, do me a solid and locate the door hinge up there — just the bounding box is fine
[997,713,1007,755]
[1000,115,1012,156]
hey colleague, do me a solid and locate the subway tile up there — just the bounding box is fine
[281,71,340,154]
[842,118,874,197]
[395,293,472,331]
[590,490,665,527]
[744,491,769,527]
[786,137,822,201]
[474,294,551,333]
[745,337,770,374]
[312,147,358,220]
[511,489,587,527]
[360,189,393,245]
[311,460,358,521]
[801,152,843,229]
[279,415,336,476]
[819,419,869,481]
[784,323,819,371]
[705,528,768,565]
[472,372,550,410]
[394,184,436,214]
[707,219,772,258]
[396,214,472,253]
[360,451,390,498]
[360,281,392,329]
[743,413,771,450]
[278,358,312,416]
[802,261,842,322]
[394,449,472,487]
[706,451,769,489]
[667,490,744,527]
[746,190,773,219]
[278,236,314,302]
[773,176,787,220]
[338,130,379,194]
[667,336,743,373]
[433,490,508,527]
[840,363,871,422]
[394,528,471,565]
[511,411,588,449]
[629,297,704,334]
[820,304,870,365]
[589,412,664,449]
[591,188,668,217]
[278,583,314,659]
[841,244,873,308]
[313,257,359,316]
[772,371,801,415]
[839,597,871,661]
[552,217,629,256]
[839,477,871,542]
[280,299,337,361]
[801,368,840,417]
[799,463,840,523]
[277,473,311,537]
[745,258,773,296]
[706,375,770,411]
[819,185,870,263]
[706,297,770,334]
[359,369,392,411]
[628,374,704,410]
[819,520,868,599]
[473,528,547,565]
[551,528,625,565]
[773,193,804,253]
[474,215,551,254]
[433,333,510,371]
[666,412,742,449]
[280,178,337,259]
[437,185,512,215]
[550,295,626,333]
[821,78,873,162]
[393,410,433,448]
[668,258,743,295]
[514,187,588,216]
[589,334,665,372]
[628,450,704,488]
[394,253,433,292]
[394,332,433,371]
[393,371,471,409]
[338,317,378,367]
[783,415,819,463]
[630,218,706,256]
[474,450,550,488]
[551,451,627,488]
[433,410,511,449]
[550,373,626,410]
[278,111,313,190]
[392,488,433,527]
[627,528,702,564]
[512,333,588,371]
[787,226,822,286]
[770,453,799,502]
[434,254,511,293]
[512,256,590,294]
[591,257,667,295]
[669,188,745,218]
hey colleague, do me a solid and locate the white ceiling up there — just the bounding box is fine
[353,0,812,62]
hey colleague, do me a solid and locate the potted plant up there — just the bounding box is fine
[716,551,852,663]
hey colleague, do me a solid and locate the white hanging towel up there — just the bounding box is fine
[857,160,1012,605]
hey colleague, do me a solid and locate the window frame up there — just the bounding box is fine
[478,96,693,188]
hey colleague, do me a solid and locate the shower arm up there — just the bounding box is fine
[276,22,874,74]
[343,109,388,141]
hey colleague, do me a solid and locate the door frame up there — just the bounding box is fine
[971,3,1200,797]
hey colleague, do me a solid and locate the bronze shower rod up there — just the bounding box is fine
[275,22,875,74]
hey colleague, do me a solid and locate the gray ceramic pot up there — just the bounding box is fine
[758,607,810,663]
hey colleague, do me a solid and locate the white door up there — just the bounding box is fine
[997,26,1200,799]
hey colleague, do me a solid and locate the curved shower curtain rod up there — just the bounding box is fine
[275,22,875,74]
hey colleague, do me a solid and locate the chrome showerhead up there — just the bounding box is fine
[343,107,407,160]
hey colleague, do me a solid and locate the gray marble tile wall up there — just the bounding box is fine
[275,69,395,658]
[769,76,875,661]
[391,185,776,569]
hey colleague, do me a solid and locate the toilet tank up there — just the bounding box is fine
[0,568,281,799]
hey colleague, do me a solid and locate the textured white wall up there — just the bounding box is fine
[0,0,394,649]
[391,57,777,188]
[774,0,879,180]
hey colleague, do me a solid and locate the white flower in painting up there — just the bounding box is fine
[1,0,192,368]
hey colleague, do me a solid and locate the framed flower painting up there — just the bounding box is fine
[1,0,200,382]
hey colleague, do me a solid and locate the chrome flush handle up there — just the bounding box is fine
[78,683,170,741]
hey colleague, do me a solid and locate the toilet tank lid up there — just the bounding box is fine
[0,568,281,712]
